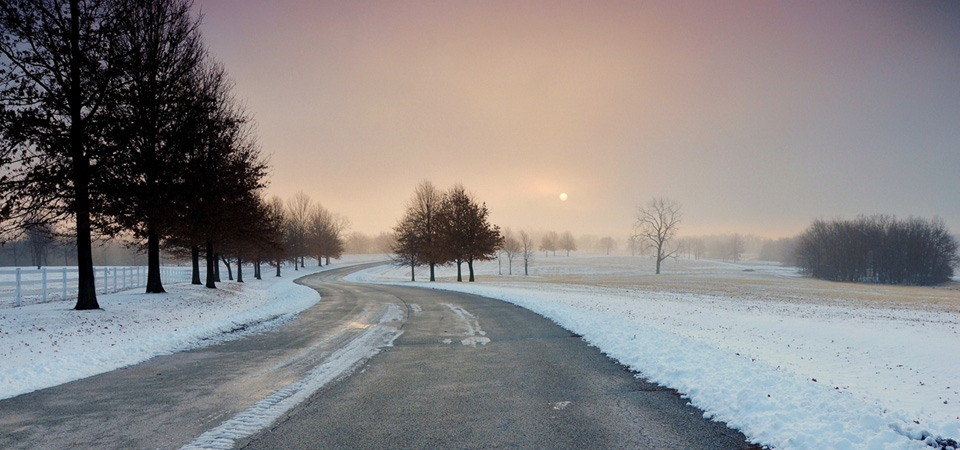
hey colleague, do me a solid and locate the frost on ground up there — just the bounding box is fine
[347,255,960,450]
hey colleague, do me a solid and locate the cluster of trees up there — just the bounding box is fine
[0,0,277,309]
[345,231,395,254]
[278,192,348,270]
[392,181,503,282]
[501,229,535,276]
[794,215,958,285]
[537,231,577,257]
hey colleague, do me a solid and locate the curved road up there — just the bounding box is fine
[0,264,758,449]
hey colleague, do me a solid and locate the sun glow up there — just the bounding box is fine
[559,193,568,201]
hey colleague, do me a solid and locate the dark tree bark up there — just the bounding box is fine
[205,242,216,289]
[145,226,165,293]
[236,255,243,283]
[191,245,202,285]
[221,255,233,281]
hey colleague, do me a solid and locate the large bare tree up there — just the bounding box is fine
[558,231,576,256]
[502,229,521,275]
[519,230,534,276]
[392,180,444,281]
[633,197,682,274]
[0,0,124,309]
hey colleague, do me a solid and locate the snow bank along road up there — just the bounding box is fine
[0,262,757,449]
[0,263,403,450]
[239,270,757,449]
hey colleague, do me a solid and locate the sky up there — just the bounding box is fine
[193,0,960,239]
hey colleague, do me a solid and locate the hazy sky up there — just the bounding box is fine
[194,0,960,238]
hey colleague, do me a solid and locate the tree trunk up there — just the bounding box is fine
[236,255,243,283]
[410,260,416,282]
[275,259,281,277]
[191,245,202,284]
[655,242,663,274]
[145,225,165,293]
[317,254,322,267]
[456,261,462,282]
[214,253,221,282]
[70,0,99,311]
[429,262,435,282]
[468,259,475,282]
[220,255,233,281]
[205,242,216,288]
[254,258,261,280]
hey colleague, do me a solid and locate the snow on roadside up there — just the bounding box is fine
[0,262,349,401]
[346,263,960,450]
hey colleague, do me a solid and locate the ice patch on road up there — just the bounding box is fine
[181,304,404,450]
[444,304,490,347]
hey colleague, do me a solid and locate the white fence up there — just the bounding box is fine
[0,266,194,308]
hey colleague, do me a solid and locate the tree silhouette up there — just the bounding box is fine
[633,197,682,274]
[1,0,126,309]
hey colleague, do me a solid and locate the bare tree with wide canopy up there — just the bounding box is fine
[633,197,682,274]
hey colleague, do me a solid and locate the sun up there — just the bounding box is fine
[559,193,568,201]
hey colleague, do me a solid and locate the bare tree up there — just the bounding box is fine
[285,191,312,269]
[598,236,616,255]
[0,0,124,309]
[540,231,557,257]
[99,0,206,294]
[633,197,682,274]
[729,234,745,262]
[392,181,444,281]
[437,184,502,282]
[25,221,54,269]
[502,229,521,275]
[558,231,576,256]
[520,230,535,276]
[308,204,349,266]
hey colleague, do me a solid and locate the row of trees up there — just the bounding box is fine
[794,215,958,285]
[0,0,277,309]
[501,229,535,275]
[538,231,577,257]
[392,181,503,282]
[279,192,348,270]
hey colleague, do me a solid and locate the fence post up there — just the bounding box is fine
[42,267,48,303]
[113,267,118,293]
[15,268,21,307]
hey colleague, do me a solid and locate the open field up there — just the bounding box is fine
[354,255,960,449]
[428,254,960,313]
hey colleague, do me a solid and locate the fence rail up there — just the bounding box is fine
[0,266,194,308]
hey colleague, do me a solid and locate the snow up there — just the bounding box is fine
[182,303,404,450]
[0,256,382,401]
[3,253,959,449]
[346,256,960,450]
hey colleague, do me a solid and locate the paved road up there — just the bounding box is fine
[240,270,758,450]
[0,263,398,450]
[0,264,758,449]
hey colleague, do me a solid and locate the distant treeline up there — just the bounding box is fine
[794,215,958,285]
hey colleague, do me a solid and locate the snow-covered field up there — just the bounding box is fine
[3,253,959,449]
[347,255,960,450]
[0,255,383,401]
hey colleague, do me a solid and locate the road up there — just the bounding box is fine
[0,264,758,449]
